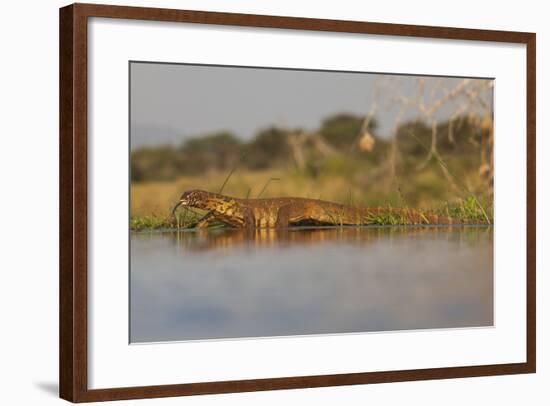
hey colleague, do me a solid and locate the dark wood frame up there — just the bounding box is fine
[60,3,536,402]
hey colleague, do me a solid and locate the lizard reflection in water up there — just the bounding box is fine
[168,226,487,254]
[172,189,458,229]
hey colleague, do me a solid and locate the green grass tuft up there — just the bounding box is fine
[441,196,493,225]
[130,210,205,231]
[366,211,415,226]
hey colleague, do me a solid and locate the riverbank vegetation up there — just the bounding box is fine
[130,195,492,232]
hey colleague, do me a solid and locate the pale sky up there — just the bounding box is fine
[130,62,492,149]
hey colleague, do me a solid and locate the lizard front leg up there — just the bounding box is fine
[200,207,256,229]
[195,211,236,229]
[195,211,216,228]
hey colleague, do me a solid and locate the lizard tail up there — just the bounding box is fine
[351,207,457,225]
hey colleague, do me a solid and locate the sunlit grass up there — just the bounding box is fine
[440,196,493,225]
[130,210,204,231]
[131,165,490,215]
[366,210,415,226]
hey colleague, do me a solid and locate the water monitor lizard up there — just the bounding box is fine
[172,189,456,229]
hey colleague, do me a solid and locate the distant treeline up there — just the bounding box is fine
[130,113,491,183]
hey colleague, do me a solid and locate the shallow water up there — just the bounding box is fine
[130,226,493,343]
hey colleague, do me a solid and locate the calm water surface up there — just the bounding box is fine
[130,226,493,343]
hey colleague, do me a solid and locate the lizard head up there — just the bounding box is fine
[172,189,236,218]
[172,189,211,216]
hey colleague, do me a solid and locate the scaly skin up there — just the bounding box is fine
[172,189,456,229]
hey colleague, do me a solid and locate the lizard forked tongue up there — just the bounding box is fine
[171,201,183,217]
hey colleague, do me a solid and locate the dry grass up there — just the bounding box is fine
[131,168,394,217]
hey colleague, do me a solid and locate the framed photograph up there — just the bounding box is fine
[59,3,536,402]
